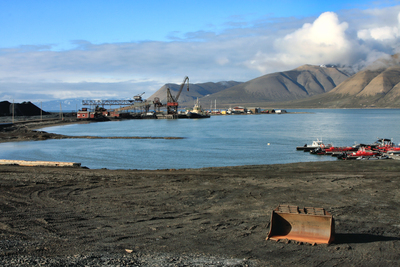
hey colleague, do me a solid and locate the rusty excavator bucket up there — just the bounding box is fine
[267,205,335,245]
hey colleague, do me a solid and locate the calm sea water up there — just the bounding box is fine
[1,109,400,170]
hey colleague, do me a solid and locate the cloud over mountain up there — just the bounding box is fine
[246,12,357,73]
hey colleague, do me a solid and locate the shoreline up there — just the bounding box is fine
[0,117,184,144]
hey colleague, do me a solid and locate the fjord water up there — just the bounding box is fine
[1,109,400,170]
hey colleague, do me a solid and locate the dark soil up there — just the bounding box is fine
[0,119,399,266]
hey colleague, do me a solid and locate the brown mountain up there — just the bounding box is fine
[196,65,351,106]
[149,65,351,108]
[278,65,400,108]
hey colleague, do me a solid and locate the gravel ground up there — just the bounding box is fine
[0,162,399,266]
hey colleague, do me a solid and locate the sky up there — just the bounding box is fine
[1,0,400,102]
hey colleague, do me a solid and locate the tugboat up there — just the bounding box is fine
[186,98,210,119]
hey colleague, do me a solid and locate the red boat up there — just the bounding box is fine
[372,138,400,152]
[324,146,358,154]
[350,147,381,157]
[305,138,397,160]
[386,147,400,153]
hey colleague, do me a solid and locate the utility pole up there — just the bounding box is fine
[60,102,63,120]
[12,100,14,123]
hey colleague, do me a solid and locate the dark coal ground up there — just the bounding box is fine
[0,161,399,266]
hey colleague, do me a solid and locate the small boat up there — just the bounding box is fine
[324,145,358,155]
[356,155,390,160]
[339,147,381,160]
[351,147,381,157]
[310,147,327,155]
[296,139,331,152]
[387,149,400,154]
[371,138,400,153]
[374,138,393,148]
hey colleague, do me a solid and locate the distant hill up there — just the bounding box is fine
[195,65,352,107]
[147,81,242,107]
[33,99,83,112]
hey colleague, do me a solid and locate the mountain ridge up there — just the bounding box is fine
[149,64,353,107]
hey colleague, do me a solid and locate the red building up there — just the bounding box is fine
[77,108,95,119]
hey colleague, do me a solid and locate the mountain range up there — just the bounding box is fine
[148,65,353,108]
[148,54,400,108]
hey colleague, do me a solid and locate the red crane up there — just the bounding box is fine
[167,76,189,114]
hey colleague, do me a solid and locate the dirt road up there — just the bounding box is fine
[0,161,399,266]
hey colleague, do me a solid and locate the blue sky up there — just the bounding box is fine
[1,0,400,102]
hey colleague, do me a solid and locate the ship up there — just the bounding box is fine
[186,98,210,119]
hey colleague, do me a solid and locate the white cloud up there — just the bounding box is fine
[283,12,349,48]
[357,12,400,41]
[246,12,356,73]
[2,6,400,102]
[246,7,400,74]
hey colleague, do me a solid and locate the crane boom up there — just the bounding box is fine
[175,76,189,101]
